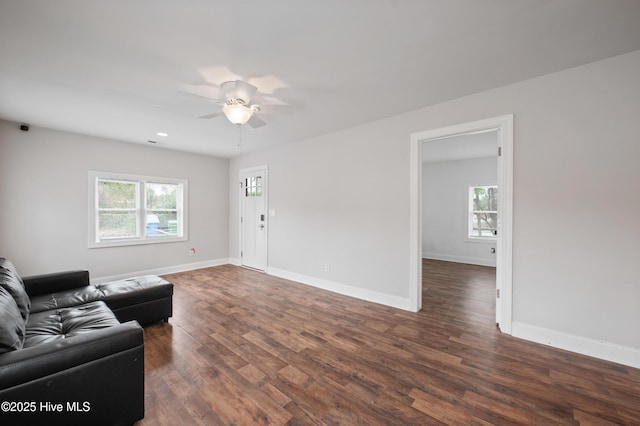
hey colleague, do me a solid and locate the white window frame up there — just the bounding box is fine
[88,171,188,248]
[467,183,497,242]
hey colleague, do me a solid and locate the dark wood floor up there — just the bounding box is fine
[138,260,640,425]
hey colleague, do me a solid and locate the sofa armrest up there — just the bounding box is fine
[22,270,90,297]
[0,320,142,389]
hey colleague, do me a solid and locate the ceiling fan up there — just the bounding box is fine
[183,80,290,128]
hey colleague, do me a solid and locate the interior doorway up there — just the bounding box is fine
[422,129,499,323]
[409,115,513,334]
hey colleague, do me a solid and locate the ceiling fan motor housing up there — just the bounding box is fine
[221,80,256,105]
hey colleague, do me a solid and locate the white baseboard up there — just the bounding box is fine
[267,267,413,311]
[228,257,241,266]
[422,252,496,267]
[512,321,640,369]
[91,258,231,284]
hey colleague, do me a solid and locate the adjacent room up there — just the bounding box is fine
[1,1,639,424]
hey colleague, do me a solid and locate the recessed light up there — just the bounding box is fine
[156,132,168,137]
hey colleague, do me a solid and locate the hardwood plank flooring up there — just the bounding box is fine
[137,260,640,425]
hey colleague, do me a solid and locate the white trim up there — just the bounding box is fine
[267,267,413,311]
[90,258,231,284]
[422,253,496,268]
[409,131,422,313]
[410,114,514,330]
[496,118,514,332]
[463,237,497,244]
[512,322,640,369]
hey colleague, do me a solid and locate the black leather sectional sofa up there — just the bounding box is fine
[0,257,173,425]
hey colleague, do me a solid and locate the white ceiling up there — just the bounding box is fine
[1,1,639,158]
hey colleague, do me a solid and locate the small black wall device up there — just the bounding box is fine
[20,124,29,131]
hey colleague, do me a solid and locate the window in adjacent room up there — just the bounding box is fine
[468,184,497,239]
[89,171,187,248]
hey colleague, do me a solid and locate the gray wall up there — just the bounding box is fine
[422,156,497,266]
[230,126,410,305]
[0,122,229,278]
[229,50,640,359]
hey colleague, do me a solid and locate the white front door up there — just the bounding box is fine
[240,166,267,271]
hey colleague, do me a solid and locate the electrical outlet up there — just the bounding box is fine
[323,263,331,272]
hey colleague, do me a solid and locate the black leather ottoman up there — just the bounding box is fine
[96,275,173,325]
[29,274,174,326]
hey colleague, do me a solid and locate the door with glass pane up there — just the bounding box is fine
[240,167,267,271]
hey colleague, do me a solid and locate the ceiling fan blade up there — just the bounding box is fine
[247,114,266,128]
[256,104,293,115]
[198,111,223,119]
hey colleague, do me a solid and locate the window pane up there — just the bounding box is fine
[146,183,177,210]
[469,185,498,239]
[98,211,137,239]
[146,211,178,236]
[473,212,497,235]
[472,186,498,212]
[98,180,137,209]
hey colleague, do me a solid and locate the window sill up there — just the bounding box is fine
[465,237,496,244]
[89,235,187,249]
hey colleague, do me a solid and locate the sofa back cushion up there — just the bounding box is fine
[0,287,26,353]
[0,258,31,321]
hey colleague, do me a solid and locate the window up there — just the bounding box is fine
[468,185,497,239]
[245,176,262,197]
[89,172,187,247]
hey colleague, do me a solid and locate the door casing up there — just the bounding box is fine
[410,115,513,334]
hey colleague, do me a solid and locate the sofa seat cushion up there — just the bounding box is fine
[95,275,173,309]
[29,286,103,314]
[24,301,120,347]
[0,258,31,322]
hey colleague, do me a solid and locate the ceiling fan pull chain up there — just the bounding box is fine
[237,124,243,155]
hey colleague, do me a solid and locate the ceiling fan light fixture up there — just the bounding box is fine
[222,103,253,125]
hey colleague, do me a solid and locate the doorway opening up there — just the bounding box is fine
[409,115,513,334]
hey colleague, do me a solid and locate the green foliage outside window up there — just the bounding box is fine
[97,180,138,239]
